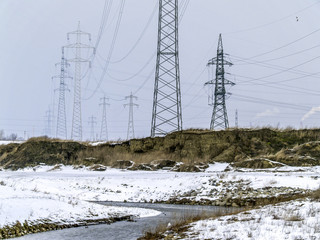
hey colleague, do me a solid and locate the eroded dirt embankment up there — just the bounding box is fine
[1,128,320,170]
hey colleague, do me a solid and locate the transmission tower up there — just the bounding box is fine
[205,34,234,130]
[99,96,109,141]
[88,116,97,141]
[44,107,53,137]
[151,0,182,137]
[235,109,238,128]
[53,47,71,139]
[65,22,95,141]
[124,93,138,140]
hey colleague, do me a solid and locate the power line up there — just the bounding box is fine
[232,54,320,78]
[244,27,320,60]
[95,0,114,50]
[233,55,320,84]
[110,2,158,64]
[84,0,126,100]
[236,43,320,64]
[105,51,156,81]
[232,72,320,95]
[232,93,310,111]
[224,1,320,35]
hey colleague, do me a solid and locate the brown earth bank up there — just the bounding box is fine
[1,128,320,170]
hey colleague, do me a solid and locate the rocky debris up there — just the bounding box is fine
[0,216,133,239]
[47,164,64,172]
[73,165,85,170]
[157,178,310,207]
[82,157,100,166]
[232,158,285,169]
[127,163,154,171]
[112,160,134,169]
[151,159,177,170]
[271,142,320,166]
[89,164,107,171]
[113,159,209,172]
[172,162,209,172]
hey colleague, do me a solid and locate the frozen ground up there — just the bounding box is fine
[0,163,320,236]
[181,199,320,239]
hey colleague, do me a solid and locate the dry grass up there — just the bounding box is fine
[309,188,320,201]
[138,209,244,240]
[2,128,320,169]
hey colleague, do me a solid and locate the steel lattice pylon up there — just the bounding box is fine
[88,116,97,141]
[205,34,234,130]
[65,22,94,141]
[124,93,138,140]
[44,107,53,137]
[151,0,182,137]
[54,48,70,139]
[99,96,109,141]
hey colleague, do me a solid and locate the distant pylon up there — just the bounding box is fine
[124,93,138,140]
[235,109,238,128]
[99,96,110,141]
[53,47,71,139]
[44,107,53,137]
[88,116,97,141]
[65,22,95,141]
[151,0,182,137]
[205,34,234,130]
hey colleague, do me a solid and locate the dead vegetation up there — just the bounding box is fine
[138,208,245,240]
[1,128,320,170]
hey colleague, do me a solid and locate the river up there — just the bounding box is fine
[14,202,240,240]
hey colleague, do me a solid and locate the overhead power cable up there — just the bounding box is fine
[236,43,320,64]
[179,0,190,22]
[100,51,156,81]
[232,93,310,111]
[110,2,158,64]
[95,0,114,50]
[232,55,320,84]
[84,0,126,100]
[246,27,320,60]
[224,1,320,35]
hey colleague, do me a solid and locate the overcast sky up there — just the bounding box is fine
[1,0,320,140]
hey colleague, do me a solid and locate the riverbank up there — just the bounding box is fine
[1,163,320,238]
[149,198,320,239]
[0,216,133,239]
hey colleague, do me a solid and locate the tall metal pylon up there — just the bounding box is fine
[205,34,234,130]
[99,96,109,141]
[88,116,97,141]
[44,107,53,137]
[151,0,182,137]
[124,93,138,140]
[65,22,95,141]
[53,47,71,139]
[235,109,239,128]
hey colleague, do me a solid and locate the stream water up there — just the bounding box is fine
[14,202,239,240]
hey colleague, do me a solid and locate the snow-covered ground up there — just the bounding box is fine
[0,140,23,145]
[0,163,320,236]
[182,199,320,239]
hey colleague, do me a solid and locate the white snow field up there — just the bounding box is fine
[183,200,320,240]
[0,162,320,238]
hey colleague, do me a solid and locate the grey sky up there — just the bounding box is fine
[1,0,320,140]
